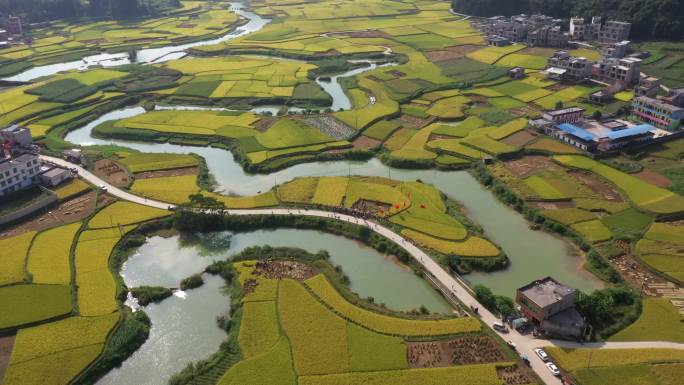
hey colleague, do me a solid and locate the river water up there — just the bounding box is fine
[18,3,604,383]
[97,229,451,385]
[3,3,270,82]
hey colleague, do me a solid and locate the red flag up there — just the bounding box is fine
[420,204,426,209]
[395,204,400,209]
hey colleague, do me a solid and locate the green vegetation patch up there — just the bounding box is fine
[0,231,36,285]
[554,155,684,214]
[26,78,97,103]
[119,153,198,173]
[347,322,407,372]
[571,220,613,243]
[601,208,653,237]
[610,298,684,343]
[363,120,401,141]
[0,284,72,329]
[540,208,596,225]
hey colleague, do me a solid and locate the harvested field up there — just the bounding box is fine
[425,45,483,62]
[0,335,14,383]
[303,116,356,140]
[571,171,624,202]
[531,201,575,210]
[497,364,533,385]
[0,192,97,239]
[407,336,506,369]
[504,156,561,178]
[635,169,672,187]
[94,159,129,188]
[501,130,536,147]
[352,136,381,149]
[253,260,317,281]
[399,114,431,129]
[351,199,392,215]
[135,166,198,180]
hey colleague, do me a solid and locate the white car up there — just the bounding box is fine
[98,184,108,192]
[535,348,549,362]
[546,362,560,376]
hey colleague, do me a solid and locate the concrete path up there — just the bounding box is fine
[42,154,684,385]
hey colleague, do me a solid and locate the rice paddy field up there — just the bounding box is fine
[0,1,240,77]
[2,0,684,383]
[217,258,516,385]
[547,347,684,385]
[0,200,148,385]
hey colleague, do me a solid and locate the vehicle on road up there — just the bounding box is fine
[535,348,549,362]
[546,362,560,376]
[520,354,530,366]
[507,340,517,350]
[98,184,108,192]
[492,322,508,333]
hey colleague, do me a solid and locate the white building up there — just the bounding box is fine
[0,153,42,196]
[0,124,33,147]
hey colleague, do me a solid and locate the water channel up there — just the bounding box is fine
[98,229,451,385]
[22,2,605,383]
[3,2,270,82]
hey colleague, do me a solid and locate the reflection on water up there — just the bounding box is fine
[100,229,451,384]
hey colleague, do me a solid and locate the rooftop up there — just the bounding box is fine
[519,277,576,308]
[546,107,585,116]
[41,167,68,178]
[634,96,684,113]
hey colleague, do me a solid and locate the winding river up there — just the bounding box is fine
[98,229,451,385]
[3,2,270,82]
[8,4,605,383]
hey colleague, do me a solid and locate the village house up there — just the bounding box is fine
[0,152,42,197]
[531,107,661,152]
[635,77,661,98]
[546,51,593,82]
[593,56,642,86]
[632,96,684,131]
[599,20,631,43]
[661,88,684,108]
[516,277,587,340]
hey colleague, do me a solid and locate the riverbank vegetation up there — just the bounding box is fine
[168,245,531,385]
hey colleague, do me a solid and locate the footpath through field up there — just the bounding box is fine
[42,155,684,385]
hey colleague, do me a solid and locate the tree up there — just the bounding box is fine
[555,101,564,110]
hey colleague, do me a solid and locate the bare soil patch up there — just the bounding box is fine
[546,83,566,92]
[351,199,391,216]
[571,172,624,202]
[429,133,456,141]
[0,192,99,239]
[635,169,672,187]
[388,70,406,78]
[0,335,15,383]
[531,201,575,210]
[469,95,488,103]
[610,253,683,297]
[136,166,198,180]
[504,156,562,178]
[497,364,534,385]
[352,136,381,149]
[399,114,431,129]
[425,45,482,62]
[94,159,130,188]
[254,116,276,132]
[501,130,537,147]
[407,336,507,368]
[243,260,317,296]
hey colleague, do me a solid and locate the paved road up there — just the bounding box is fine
[43,154,684,385]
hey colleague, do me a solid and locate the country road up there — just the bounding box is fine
[42,155,684,385]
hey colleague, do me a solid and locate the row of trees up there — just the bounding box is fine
[451,0,684,40]
[0,0,181,21]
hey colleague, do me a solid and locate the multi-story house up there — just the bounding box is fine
[599,20,631,43]
[594,57,642,86]
[635,77,661,98]
[632,96,684,131]
[547,51,593,82]
[0,153,42,196]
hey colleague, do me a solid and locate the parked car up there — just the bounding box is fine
[519,354,530,366]
[98,184,108,192]
[535,348,549,362]
[506,340,517,350]
[546,362,561,376]
[492,322,509,333]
